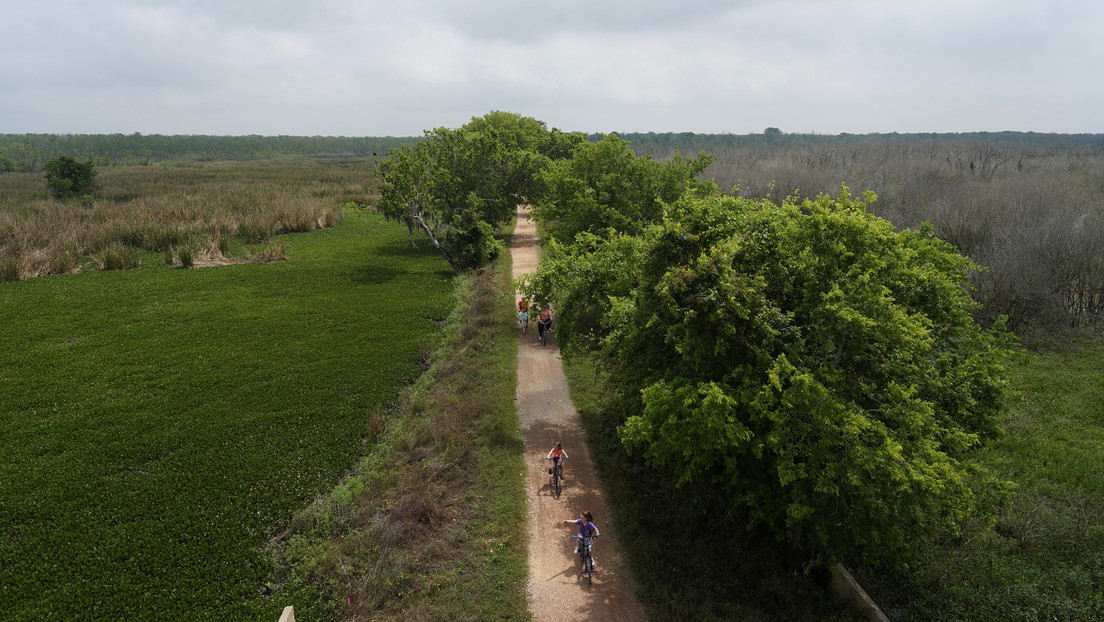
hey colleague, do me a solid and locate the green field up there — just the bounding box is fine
[0,211,452,620]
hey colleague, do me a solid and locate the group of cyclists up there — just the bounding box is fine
[547,441,600,576]
[517,298,554,342]
[520,297,599,577]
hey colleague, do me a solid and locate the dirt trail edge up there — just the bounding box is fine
[513,205,647,622]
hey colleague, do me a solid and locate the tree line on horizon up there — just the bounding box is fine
[3,128,1102,172]
[0,133,423,170]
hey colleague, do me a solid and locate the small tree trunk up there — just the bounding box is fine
[412,213,462,273]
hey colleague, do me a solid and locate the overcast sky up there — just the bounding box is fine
[2,0,1101,136]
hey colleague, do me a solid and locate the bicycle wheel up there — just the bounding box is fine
[523,318,528,334]
[539,326,546,346]
[584,551,593,585]
[553,468,561,498]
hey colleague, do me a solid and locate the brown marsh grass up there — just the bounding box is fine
[0,157,379,281]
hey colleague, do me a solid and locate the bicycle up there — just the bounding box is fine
[519,310,528,334]
[538,318,552,346]
[571,534,597,585]
[548,456,566,498]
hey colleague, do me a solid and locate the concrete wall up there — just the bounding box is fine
[831,564,890,622]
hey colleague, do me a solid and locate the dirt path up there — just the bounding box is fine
[513,206,647,622]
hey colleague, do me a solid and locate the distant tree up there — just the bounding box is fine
[0,142,42,172]
[44,155,97,198]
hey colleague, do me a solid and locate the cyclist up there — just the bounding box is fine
[547,441,568,475]
[517,299,529,331]
[562,511,600,572]
[537,303,554,341]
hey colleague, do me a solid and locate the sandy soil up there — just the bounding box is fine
[513,206,647,622]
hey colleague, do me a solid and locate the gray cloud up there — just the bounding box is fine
[0,0,1100,135]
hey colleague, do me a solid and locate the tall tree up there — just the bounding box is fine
[531,134,716,244]
[376,112,581,272]
[522,186,1015,565]
[44,155,97,198]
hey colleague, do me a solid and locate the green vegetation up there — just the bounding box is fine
[627,133,1104,336]
[532,133,715,243]
[6,124,1104,620]
[0,208,453,620]
[519,128,1014,567]
[563,356,860,620]
[270,250,528,621]
[376,111,584,272]
[44,155,98,198]
[851,341,1104,620]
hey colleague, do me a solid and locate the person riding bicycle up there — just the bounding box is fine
[547,441,568,475]
[562,511,600,572]
[518,298,529,328]
[537,303,554,340]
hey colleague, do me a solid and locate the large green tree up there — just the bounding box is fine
[530,134,716,244]
[523,186,1015,565]
[376,112,584,272]
[44,155,97,198]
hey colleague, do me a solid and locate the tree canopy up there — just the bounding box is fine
[375,111,585,272]
[375,112,1016,565]
[44,155,97,198]
[531,134,716,244]
[522,165,1015,565]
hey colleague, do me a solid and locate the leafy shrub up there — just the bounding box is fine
[525,187,1017,566]
[44,155,97,199]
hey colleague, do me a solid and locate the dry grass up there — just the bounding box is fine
[0,157,380,281]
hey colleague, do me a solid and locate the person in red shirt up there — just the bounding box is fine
[547,441,568,474]
[518,299,529,332]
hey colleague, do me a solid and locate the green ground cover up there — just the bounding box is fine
[0,211,452,620]
[562,340,1104,620]
[272,253,528,621]
[854,341,1104,620]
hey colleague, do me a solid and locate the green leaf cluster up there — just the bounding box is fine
[44,154,98,198]
[531,134,716,243]
[376,111,585,272]
[527,180,1016,564]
